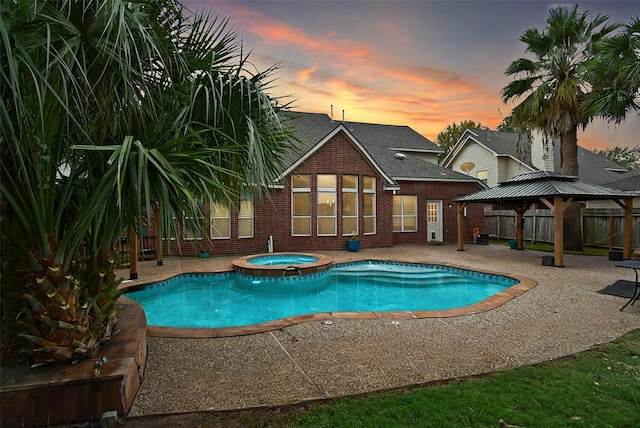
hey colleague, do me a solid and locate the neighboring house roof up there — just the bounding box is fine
[442,128,532,169]
[455,171,635,205]
[278,112,479,188]
[442,128,627,186]
[604,167,640,192]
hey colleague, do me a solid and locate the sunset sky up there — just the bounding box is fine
[190,0,639,150]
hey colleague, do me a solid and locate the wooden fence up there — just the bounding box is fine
[483,208,640,249]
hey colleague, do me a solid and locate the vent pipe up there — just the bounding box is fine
[330,104,333,119]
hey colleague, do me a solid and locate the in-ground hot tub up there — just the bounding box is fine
[232,252,333,276]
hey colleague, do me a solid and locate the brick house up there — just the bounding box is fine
[154,112,485,257]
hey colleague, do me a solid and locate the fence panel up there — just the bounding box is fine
[483,208,640,248]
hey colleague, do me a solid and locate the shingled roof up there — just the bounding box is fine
[279,112,478,186]
[460,128,627,185]
[454,171,634,204]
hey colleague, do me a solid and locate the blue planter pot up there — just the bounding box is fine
[347,240,361,252]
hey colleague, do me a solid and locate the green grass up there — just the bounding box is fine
[491,239,611,256]
[171,330,640,428]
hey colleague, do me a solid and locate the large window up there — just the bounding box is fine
[393,195,417,232]
[317,174,336,235]
[292,175,311,236]
[238,197,253,238]
[363,176,376,234]
[342,175,358,236]
[183,204,204,240]
[211,202,230,239]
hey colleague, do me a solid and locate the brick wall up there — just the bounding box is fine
[144,130,484,258]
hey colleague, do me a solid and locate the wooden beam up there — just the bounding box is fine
[457,202,468,251]
[624,198,633,259]
[154,207,163,266]
[129,226,139,280]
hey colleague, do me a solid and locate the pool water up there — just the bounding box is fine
[125,261,518,329]
[247,254,319,266]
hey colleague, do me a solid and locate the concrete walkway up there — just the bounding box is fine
[124,243,639,420]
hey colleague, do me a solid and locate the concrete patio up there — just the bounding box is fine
[123,243,639,423]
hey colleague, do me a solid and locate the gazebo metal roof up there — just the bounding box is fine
[454,171,636,204]
[453,171,635,267]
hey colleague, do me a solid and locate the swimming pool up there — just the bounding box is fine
[125,260,519,332]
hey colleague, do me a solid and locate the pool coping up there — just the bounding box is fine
[120,259,537,338]
[231,252,333,276]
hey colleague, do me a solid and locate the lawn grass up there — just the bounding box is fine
[174,330,640,428]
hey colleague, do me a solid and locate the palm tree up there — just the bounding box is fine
[583,18,640,123]
[500,5,621,250]
[1,0,297,364]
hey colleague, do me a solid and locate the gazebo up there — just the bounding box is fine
[454,171,636,267]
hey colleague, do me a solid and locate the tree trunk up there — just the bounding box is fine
[560,127,583,251]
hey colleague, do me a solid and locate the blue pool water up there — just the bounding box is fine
[125,261,518,329]
[247,254,319,266]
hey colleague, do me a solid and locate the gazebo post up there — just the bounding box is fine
[615,198,634,260]
[457,202,468,251]
[540,196,571,267]
[514,205,528,250]
[553,196,564,267]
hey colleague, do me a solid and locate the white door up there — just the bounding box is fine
[427,201,442,242]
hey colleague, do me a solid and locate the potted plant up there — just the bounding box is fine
[347,231,361,252]
[196,240,210,258]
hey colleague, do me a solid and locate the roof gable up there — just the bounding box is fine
[276,123,396,186]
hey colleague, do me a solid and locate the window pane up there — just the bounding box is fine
[343,192,357,215]
[393,195,402,215]
[404,196,416,215]
[292,175,310,188]
[343,175,357,189]
[239,200,252,216]
[212,218,230,238]
[476,170,488,180]
[364,194,374,215]
[317,192,336,216]
[343,217,357,235]
[238,218,252,238]
[318,217,335,235]
[317,174,336,188]
[364,217,375,234]
[393,216,402,232]
[293,218,310,235]
[363,176,375,190]
[293,193,310,215]
[212,203,229,217]
[404,217,417,231]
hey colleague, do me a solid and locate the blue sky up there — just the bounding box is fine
[191,0,639,150]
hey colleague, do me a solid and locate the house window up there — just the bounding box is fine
[292,175,311,236]
[211,202,230,239]
[363,176,376,234]
[476,170,488,181]
[238,197,253,238]
[393,195,417,232]
[342,175,358,236]
[183,204,204,240]
[317,174,336,236]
